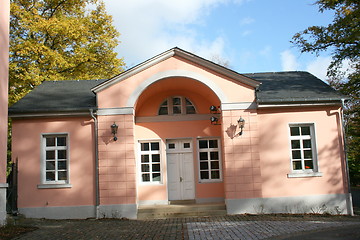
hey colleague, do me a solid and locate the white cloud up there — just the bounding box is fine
[240,17,255,25]
[305,56,332,81]
[102,0,245,67]
[280,50,299,71]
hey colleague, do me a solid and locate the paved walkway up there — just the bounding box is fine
[12,215,360,240]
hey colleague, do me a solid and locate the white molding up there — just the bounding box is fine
[37,184,72,189]
[0,183,8,188]
[138,200,168,206]
[287,172,323,178]
[97,107,134,116]
[221,102,257,110]
[126,69,229,107]
[135,114,214,123]
[258,102,341,108]
[9,111,90,119]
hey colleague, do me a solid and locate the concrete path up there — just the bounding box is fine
[13,215,360,240]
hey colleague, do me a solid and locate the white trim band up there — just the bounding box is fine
[97,107,134,116]
[221,102,257,110]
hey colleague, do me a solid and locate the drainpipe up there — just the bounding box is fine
[340,99,354,215]
[90,109,100,218]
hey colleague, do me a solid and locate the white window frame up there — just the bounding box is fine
[38,133,72,189]
[197,138,223,183]
[138,140,163,184]
[287,123,322,178]
[158,96,196,115]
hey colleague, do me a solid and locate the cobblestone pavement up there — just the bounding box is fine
[13,215,360,240]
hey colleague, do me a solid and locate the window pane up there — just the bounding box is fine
[141,164,150,172]
[292,161,302,170]
[209,140,218,148]
[200,162,208,170]
[290,127,300,136]
[151,142,159,151]
[141,155,149,163]
[303,139,312,148]
[46,161,55,170]
[211,171,220,179]
[184,143,190,149]
[291,140,300,149]
[152,154,160,162]
[168,143,175,149]
[58,171,67,180]
[305,160,314,169]
[46,172,55,181]
[199,152,208,160]
[211,161,220,169]
[200,171,209,179]
[57,137,66,146]
[161,100,168,106]
[159,107,168,115]
[304,150,313,159]
[210,152,219,160]
[58,161,67,170]
[58,150,67,159]
[199,140,208,149]
[173,97,181,105]
[301,126,310,135]
[141,143,149,151]
[185,98,192,105]
[292,150,301,159]
[173,106,181,114]
[142,174,150,182]
[152,173,161,182]
[152,163,160,172]
[186,106,196,114]
[46,151,55,160]
[46,137,55,147]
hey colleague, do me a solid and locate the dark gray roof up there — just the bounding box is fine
[9,71,346,116]
[244,71,347,104]
[9,79,107,115]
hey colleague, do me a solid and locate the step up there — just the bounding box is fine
[137,202,227,219]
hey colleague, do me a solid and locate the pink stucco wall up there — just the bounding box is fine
[222,109,262,199]
[97,114,136,205]
[12,118,96,208]
[97,57,255,109]
[258,106,347,198]
[0,0,9,184]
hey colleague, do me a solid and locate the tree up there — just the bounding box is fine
[292,0,360,185]
[9,0,124,105]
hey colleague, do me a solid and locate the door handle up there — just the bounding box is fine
[180,177,183,182]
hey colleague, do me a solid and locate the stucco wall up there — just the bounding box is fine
[258,106,347,198]
[12,117,96,208]
[97,114,136,205]
[97,57,255,109]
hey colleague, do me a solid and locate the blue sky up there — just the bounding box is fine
[102,0,336,81]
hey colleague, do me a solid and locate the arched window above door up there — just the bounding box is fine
[158,96,196,115]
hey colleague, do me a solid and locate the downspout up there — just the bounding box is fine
[340,99,353,215]
[90,109,100,218]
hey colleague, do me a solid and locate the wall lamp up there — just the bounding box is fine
[110,122,119,141]
[210,116,220,125]
[237,117,245,135]
[210,105,221,114]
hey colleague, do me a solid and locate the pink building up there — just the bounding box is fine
[9,48,353,219]
[0,0,10,225]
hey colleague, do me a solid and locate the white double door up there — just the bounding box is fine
[167,139,195,201]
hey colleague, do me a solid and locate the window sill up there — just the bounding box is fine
[37,183,72,189]
[199,180,223,184]
[287,172,323,178]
